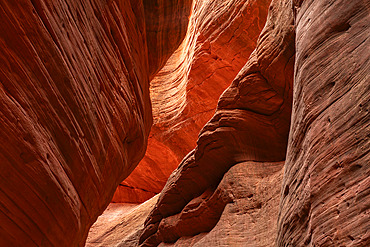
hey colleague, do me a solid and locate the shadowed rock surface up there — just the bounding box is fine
[277,0,370,245]
[0,0,191,246]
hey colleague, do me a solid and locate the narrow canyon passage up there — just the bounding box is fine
[0,0,369,247]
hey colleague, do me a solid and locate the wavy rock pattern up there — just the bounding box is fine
[0,0,190,246]
[158,161,284,247]
[87,161,283,247]
[139,0,370,246]
[115,0,272,203]
[139,0,295,245]
[277,0,370,245]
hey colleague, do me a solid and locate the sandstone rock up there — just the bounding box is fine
[0,0,190,246]
[88,161,283,247]
[114,0,272,203]
[159,161,284,247]
[277,0,370,245]
[139,0,295,245]
[86,195,158,247]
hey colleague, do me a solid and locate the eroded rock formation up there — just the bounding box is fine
[1,0,369,246]
[0,0,190,246]
[277,0,370,245]
[139,0,295,245]
[113,0,272,203]
[139,0,369,246]
[87,161,284,247]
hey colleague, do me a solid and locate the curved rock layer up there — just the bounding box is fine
[0,0,191,246]
[277,0,370,245]
[114,0,272,203]
[86,161,283,247]
[139,0,370,246]
[139,0,295,245]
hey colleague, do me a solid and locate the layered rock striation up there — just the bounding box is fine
[1,0,369,246]
[114,0,273,203]
[0,0,191,246]
[139,0,295,245]
[140,0,370,246]
[277,0,370,245]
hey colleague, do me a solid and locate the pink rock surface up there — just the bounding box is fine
[86,195,159,247]
[158,161,284,247]
[277,0,370,245]
[87,162,283,247]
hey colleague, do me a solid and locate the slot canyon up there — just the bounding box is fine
[0,0,368,246]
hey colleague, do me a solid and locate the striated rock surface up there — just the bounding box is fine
[277,0,370,246]
[139,0,295,245]
[2,0,369,246]
[0,0,191,246]
[158,161,284,247]
[114,0,272,203]
[86,195,158,247]
[87,161,283,247]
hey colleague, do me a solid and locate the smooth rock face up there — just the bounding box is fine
[0,0,190,246]
[86,195,159,247]
[277,0,370,246]
[114,0,273,203]
[2,0,369,246]
[139,0,295,245]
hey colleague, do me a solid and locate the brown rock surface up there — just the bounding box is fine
[114,0,273,203]
[139,0,295,245]
[0,0,191,246]
[277,0,370,245]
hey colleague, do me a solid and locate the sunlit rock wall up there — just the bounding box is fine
[114,0,272,203]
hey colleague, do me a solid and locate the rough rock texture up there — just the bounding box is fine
[277,0,370,246]
[87,161,283,247]
[138,0,370,246]
[86,195,158,247]
[139,0,295,245]
[157,161,284,247]
[114,0,273,203]
[0,0,191,246]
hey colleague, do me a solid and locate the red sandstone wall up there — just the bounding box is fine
[139,0,295,245]
[0,0,190,246]
[113,0,272,203]
[277,0,370,245]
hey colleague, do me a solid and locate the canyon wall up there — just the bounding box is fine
[1,0,369,246]
[113,0,272,203]
[0,0,191,246]
[138,0,369,246]
[139,0,295,245]
[277,0,370,245]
